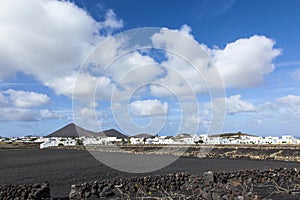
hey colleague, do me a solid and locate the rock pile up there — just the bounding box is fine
[0,182,50,200]
[1,168,299,199]
[69,167,300,199]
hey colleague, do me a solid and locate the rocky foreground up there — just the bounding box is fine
[1,167,299,199]
[0,168,300,200]
[69,167,300,200]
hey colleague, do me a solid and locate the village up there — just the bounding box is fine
[1,133,299,149]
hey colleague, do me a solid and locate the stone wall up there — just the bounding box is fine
[69,168,300,200]
[1,168,299,199]
[0,182,50,200]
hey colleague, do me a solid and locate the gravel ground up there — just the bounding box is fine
[0,148,299,198]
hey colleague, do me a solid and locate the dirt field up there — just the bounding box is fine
[0,148,299,198]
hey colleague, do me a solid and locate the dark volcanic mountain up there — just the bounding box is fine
[46,123,95,138]
[46,123,127,138]
[134,133,153,138]
[99,129,127,139]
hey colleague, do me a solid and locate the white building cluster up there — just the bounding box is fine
[39,136,123,149]
[129,134,300,145]
[1,134,299,149]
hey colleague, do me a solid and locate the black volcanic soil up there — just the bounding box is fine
[0,148,299,198]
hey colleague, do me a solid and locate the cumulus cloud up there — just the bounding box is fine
[150,26,280,96]
[99,9,123,31]
[107,51,163,86]
[225,95,256,114]
[0,107,64,122]
[0,89,63,122]
[273,95,300,117]
[0,3,283,129]
[0,93,8,106]
[130,99,168,117]
[45,72,117,101]
[0,6,281,102]
[149,54,207,97]
[276,95,300,105]
[78,102,103,120]
[0,0,123,92]
[251,95,300,126]
[78,50,165,102]
[39,109,64,120]
[73,102,107,130]
[212,35,281,88]
[4,89,50,108]
[150,25,213,96]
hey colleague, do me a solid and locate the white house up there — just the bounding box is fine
[220,138,231,144]
[206,137,221,144]
[279,135,297,144]
[198,134,209,144]
[130,137,145,145]
[261,136,279,144]
[34,137,50,143]
[83,136,121,145]
[40,137,76,149]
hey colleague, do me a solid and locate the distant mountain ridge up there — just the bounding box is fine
[46,124,257,139]
[46,123,127,138]
[100,129,128,138]
[210,132,257,138]
[134,133,153,138]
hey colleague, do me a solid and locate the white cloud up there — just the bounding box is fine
[276,95,300,105]
[212,35,281,88]
[209,95,256,115]
[149,54,207,97]
[0,93,8,106]
[130,99,168,117]
[79,50,165,102]
[46,72,116,101]
[225,95,256,114]
[273,95,300,117]
[0,0,123,91]
[236,95,300,126]
[39,109,64,120]
[72,101,109,131]
[152,25,197,53]
[150,25,212,96]
[4,89,50,108]
[0,107,64,122]
[79,102,99,120]
[151,27,281,96]
[99,9,123,31]
[185,115,201,126]
[0,8,281,102]
[107,51,163,86]
[0,89,63,122]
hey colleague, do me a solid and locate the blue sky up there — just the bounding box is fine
[0,0,300,137]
